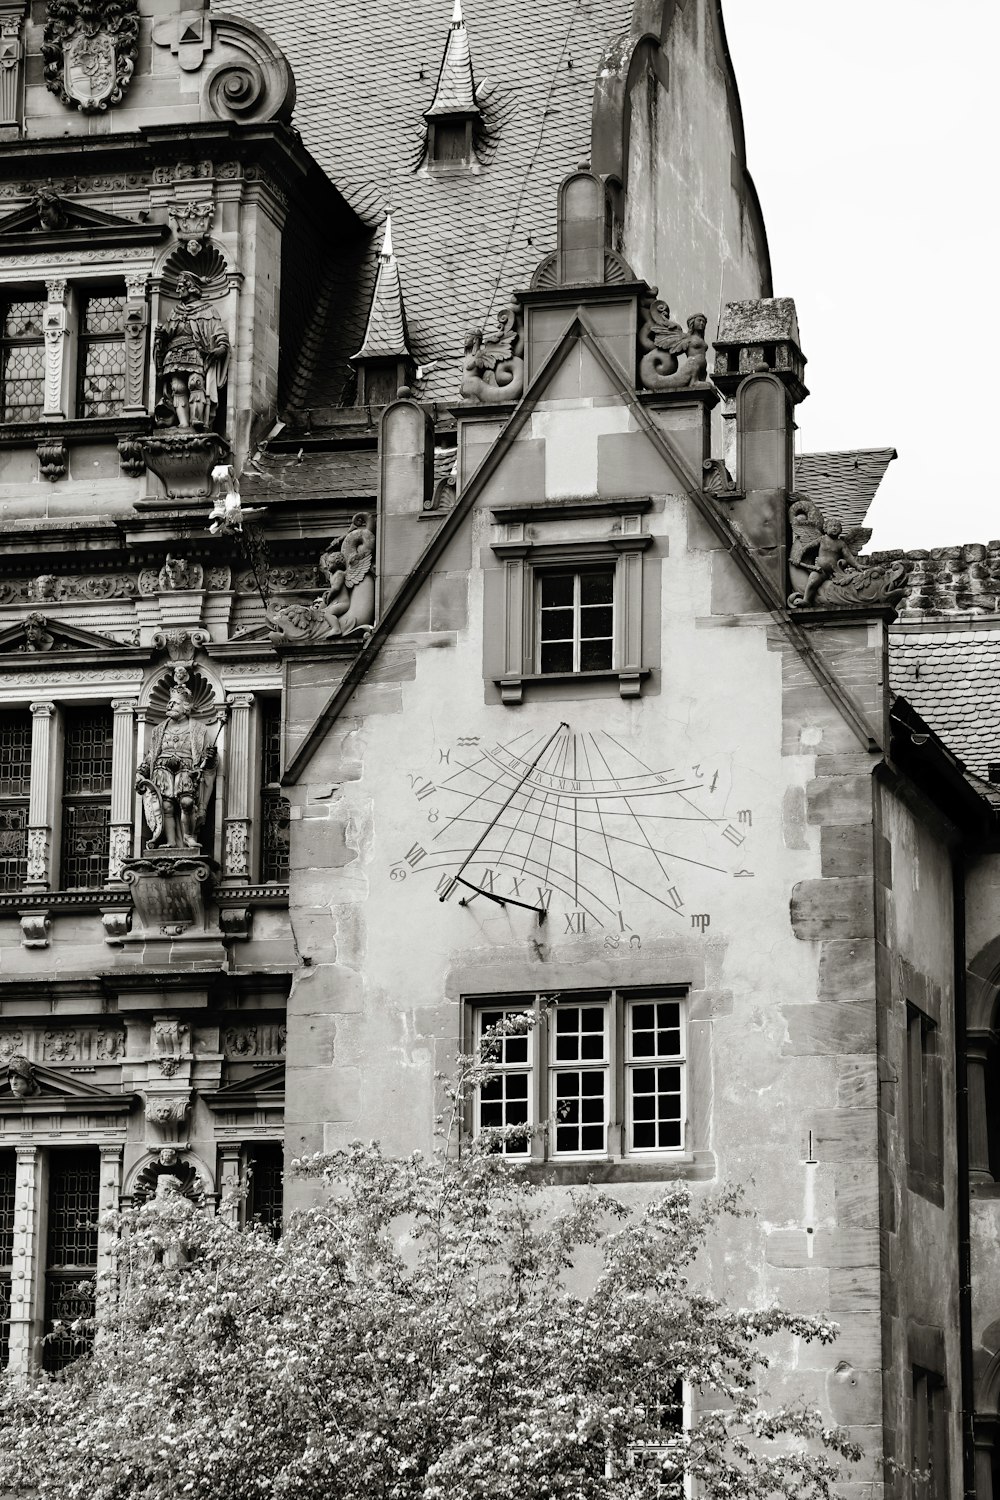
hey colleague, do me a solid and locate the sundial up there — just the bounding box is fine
[391,723,754,939]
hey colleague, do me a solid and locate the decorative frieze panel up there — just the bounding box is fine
[223,1024,286,1059]
[0,1027,125,1064]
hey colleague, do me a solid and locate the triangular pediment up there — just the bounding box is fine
[0,196,167,255]
[0,1062,134,1114]
[203,1063,285,1113]
[0,617,141,658]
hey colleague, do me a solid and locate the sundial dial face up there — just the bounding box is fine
[390,723,754,939]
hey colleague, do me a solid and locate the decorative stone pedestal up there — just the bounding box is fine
[139,431,229,500]
[120,849,225,964]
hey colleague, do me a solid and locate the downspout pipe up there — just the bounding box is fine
[954,849,975,1499]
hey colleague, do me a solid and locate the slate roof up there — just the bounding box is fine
[890,623,1000,781]
[222,0,634,406]
[794,448,897,530]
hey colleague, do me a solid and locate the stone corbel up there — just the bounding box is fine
[101,906,131,944]
[36,438,67,481]
[219,905,251,939]
[18,909,49,948]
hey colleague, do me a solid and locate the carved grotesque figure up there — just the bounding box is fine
[152,271,230,431]
[267,514,377,645]
[787,495,909,609]
[33,187,65,231]
[459,306,525,403]
[158,554,191,591]
[22,613,55,651]
[7,1054,39,1098]
[135,673,219,850]
[639,305,710,391]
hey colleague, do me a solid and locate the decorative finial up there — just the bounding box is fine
[380,215,394,261]
[451,0,464,25]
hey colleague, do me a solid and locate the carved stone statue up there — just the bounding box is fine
[267,513,377,646]
[33,187,66,231]
[29,574,61,602]
[22,613,55,651]
[639,301,710,391]
[787,496,909,609]
[152,271,230,431]
[6,1054,39,1098]
[460,306,525,403]
[157,554,202,591]
[135,671,220,850]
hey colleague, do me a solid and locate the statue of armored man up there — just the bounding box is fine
[136,670,220,850]
[153,271,230,431]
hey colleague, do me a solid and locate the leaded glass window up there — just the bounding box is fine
[60,707,112,889]
[0,1149,14,1369]
[76,287,127,418]
[0,710,31,891]
[0,295,45,421]
[260,699,289,882]
[44,1148,99,1372]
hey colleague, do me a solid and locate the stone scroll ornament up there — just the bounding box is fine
[787,495,909,609]
[135,668,220,851]
[638,299,710,391]
[42,0,140,113]
[460,305,524,402]
[266,513,377,646]
[152,271,230,432]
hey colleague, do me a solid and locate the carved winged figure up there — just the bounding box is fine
[460,305,525,403]
[268,514,377,646]
[639,304,710,392]
[787,495,908,609]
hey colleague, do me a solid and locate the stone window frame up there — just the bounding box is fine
[906,996,944,1205]
[909,1331,949,1500]
[490,514,652,704]
[465,986,688,1164]
[0,265,149,427]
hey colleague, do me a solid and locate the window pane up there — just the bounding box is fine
[0,711,31,797]
[61,802,110,889]
[2,342,44,421]
[554,1069,605,1153]
[80,292,126,336]
[580,638,613,672]
[540,574,574,608]
[44,1148,100,1372]
[580,571,613,605]
[539,607,574,641]
[540,641,574,674]
[0,806,26,892]
[3,299,44,339]
[246,1143,283,1235]
[580,605,613,638]
[63,708,113,795]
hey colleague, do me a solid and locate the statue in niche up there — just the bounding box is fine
[267,513,377,645]
[133,1146,199,1203]
[787,496,909,610]
[460,306,524,403]
[136,669,220,850]
[152,271,230,431]
[638,302,710,391]
[6,1054,39,1098]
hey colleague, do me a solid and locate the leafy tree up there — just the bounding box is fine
[0,1026,861,1499]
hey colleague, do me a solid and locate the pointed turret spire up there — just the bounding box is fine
[351,216,414,405]
[425,0,478,118]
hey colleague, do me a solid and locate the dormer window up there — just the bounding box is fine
[424,0,481,172]
[0,292,45,421]
[76,286,127,419]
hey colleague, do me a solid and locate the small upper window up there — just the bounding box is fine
[260,700,290,883]
[537,568,615,675]
[76,287,127,419]
[0,294,45,422]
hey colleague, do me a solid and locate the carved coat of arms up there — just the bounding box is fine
[42,0,140,112]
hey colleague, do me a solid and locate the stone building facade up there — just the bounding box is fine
[0,2,996,1498]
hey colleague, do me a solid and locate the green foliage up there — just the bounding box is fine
[0,1036,862,1499]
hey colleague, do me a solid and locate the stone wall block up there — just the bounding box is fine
[808,1107,878,1162]
[820,825,874,880]
[826,1364,883,1426]
[781,1002,876,1056]
[819,939,877,1002]
[806,775,873,826]
[828,1265,881,1312]
[790,879,874,942]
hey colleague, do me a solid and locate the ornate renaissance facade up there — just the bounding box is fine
[0,2,998,1497]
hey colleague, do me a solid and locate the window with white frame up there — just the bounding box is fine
[470,988,687,1160]
[628,1379,689,1500]
[536,567,615,675]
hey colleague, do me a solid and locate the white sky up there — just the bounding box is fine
[722,2,999,550]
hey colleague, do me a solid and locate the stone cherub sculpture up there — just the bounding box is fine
[135,670,220,850]
[266,513,377,645]
[638,301,710,391]
[787,495,909,609]
[460,306,525,403]
[152,271,230,431]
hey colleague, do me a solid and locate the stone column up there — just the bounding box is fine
[42,278,69,418]
[223,693,253,881]
[95,1145,123,1320]
[967,1030,994,1183]
[123,272,149,416]
[108,700,137,883]
[218,1144,242,1226]
[975,1429,996,1500]
[7,1145,42,1374]
[25,701,55,890]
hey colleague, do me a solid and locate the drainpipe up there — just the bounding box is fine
[954,848,975,1499]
